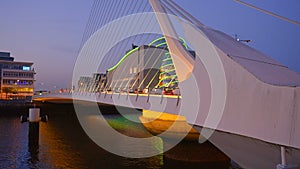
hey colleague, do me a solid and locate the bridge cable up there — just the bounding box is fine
[166,0,205,28]
[88,0,118,73]
[78,0,97,53]
[137,47,167,89]
[105,0,142,70]
[234,0,300,27]
[79,0,113,76]
[99,0,128,65]
[98,0,126,72]
[104,0,133,90]
[128,47,162,91]
[110,49,138,90]
[76,0,105,92]
[112,0,148,61]
[97,0,136,74]
[86,0,109,45]
[107,0,149,90]
[131,0,151,43]
[134,47,163,90]
[108,0,156,88]
[161,0,194,25]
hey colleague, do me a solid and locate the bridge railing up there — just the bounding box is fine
[35,87,182,103]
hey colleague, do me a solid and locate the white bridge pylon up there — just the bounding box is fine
[150,0,300,150]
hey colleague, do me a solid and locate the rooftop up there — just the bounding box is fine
[0,51,33,65]
[0,52,14,61]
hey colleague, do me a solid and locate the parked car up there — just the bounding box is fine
[134,88,143,94]
[150,88,163,95]
[163,88,174,95]
[128,88,135,93]
[142,88,149,94]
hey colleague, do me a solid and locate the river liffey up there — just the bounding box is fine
[0,103,231,169]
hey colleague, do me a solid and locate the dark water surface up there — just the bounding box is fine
[0,104,230,169]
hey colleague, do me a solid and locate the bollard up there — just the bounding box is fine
[20,107,48,154]
[28,108,40,149]
[29,108,40,122]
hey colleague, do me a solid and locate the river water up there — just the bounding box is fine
[0,104,230,169]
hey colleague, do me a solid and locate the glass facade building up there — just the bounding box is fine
[104,37,194,94]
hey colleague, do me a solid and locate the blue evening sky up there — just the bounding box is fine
[0,0,299,90]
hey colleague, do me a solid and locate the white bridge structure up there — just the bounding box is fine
[34,0,300,168]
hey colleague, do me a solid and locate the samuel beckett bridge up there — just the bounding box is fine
[34,0,300,168]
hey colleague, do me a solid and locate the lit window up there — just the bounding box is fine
[22,66,30,71]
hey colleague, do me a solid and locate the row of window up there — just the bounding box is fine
[2,64,31,70]
[1,87,33,93]
[2,80,34,86]
[3,72,34,78]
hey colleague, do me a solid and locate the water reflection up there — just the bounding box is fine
[38,111,165,168]
[0,104,229,168]
[28,122,39,166]
[0,118,31,168]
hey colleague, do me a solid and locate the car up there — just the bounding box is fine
[163,88,174,95]
[142,88,149,94]
[150,88,163,95]
[134,88,143,94]
[128,88,135,93]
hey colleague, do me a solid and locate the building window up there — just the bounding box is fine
[22,66,30,71]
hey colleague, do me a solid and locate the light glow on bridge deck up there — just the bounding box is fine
[140,109,199,140]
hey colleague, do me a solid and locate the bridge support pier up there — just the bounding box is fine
[139,109,200,141]
[276,146,299,169]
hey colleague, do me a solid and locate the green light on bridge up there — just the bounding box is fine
[107,47,139,72]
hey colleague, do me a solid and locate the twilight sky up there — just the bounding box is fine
[0,0,299,90]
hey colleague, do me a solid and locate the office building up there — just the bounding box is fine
[0,52,35,100]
